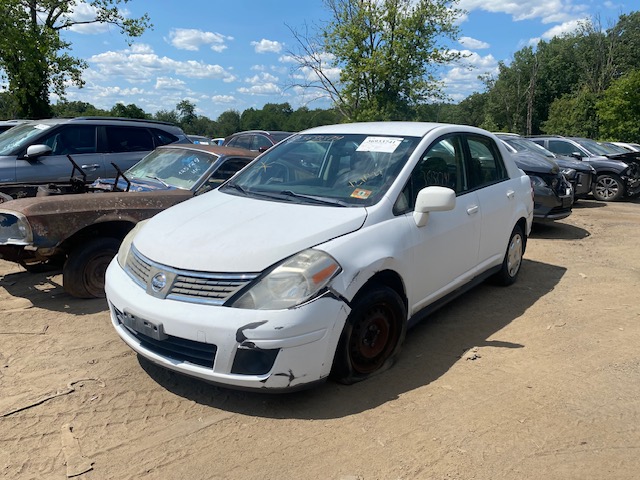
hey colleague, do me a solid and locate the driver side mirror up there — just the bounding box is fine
[570,152,583,160]
[413,186,456,227]
[23,144,52,160]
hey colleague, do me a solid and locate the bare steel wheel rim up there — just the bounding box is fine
[595,177,620,200]
[349,303,398,374]
[507,233,523,277]
[83,252,113,297]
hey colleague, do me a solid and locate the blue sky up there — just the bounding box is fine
[49,0,638,120]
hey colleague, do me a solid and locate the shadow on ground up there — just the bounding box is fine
[139,257,566,419]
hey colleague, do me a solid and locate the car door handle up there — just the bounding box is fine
[81,164,100,171]
[467,205,479,215]
[506,189,515,199]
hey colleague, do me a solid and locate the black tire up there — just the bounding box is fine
[593,173,624,202]
[63,237,120,298]
[331,284,407,384]
[492,224,525,286]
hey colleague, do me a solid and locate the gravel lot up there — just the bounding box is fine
[1,197,639,480]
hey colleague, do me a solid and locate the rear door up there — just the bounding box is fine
[103,126,155,175]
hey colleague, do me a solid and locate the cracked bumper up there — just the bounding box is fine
[105,259,349,391]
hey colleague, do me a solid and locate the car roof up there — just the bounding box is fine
[301,121,488,138]
[156,143,259,158]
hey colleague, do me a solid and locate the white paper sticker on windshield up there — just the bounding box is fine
[357,137,403,153]
[34,124,51,130]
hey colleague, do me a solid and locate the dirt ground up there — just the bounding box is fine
[1,197,639,480]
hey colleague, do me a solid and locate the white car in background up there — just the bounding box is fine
[105,122,534,392]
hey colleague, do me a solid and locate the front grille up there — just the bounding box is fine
[114,306,216,368]
[125,246,259,305]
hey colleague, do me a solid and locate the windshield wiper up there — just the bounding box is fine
[224,182,249,195]
[279,190,348,206]
[145,175,170,188]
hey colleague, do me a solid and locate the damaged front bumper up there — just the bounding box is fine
[105,259,350,391]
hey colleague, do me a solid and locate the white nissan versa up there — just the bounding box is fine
[105,122,534,392]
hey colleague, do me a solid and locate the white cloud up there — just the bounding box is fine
[154,77,186,90]
[459,36,490,49]
[251,39,283,54]
[168,28,233,52]
[88,46,237,83]
[245,72,279,84]
[237,83,282,95]
[540,19,585,39]
[457,0,588,24]
[211,95,237,103]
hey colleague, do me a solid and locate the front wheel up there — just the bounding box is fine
[63,237,120,298]
[492,225,525,286]
[593,174,624,201]
[331,285,407,384]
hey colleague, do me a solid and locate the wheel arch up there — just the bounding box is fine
[348,269,408,314]
[60,220,136,254]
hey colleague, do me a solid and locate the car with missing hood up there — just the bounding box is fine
[0,144,255,298]
[495,133,595,201]
[528,135,640,201]
[105,122,534,392]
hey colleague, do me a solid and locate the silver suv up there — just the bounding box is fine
[0,117,188,200]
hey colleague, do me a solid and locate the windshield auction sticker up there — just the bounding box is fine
[357,137,403,153]
[350,188,372,199]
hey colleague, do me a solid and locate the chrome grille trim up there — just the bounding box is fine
[124,246,259,305]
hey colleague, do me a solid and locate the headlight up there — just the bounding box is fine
[117,220,149,268]
[231,249,341,310]
[529,175,546,188]
[560,168,577,179]
[0,211,32,245]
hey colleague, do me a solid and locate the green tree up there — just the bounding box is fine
[0,1,150,119]
[111,103,149,119]
[288,0,463,121]
[215,110,241,137]
[542,89,600,138]
[52,100,108,117]
[597,70,640,142]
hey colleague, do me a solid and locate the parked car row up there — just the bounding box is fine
[0,118,637,394]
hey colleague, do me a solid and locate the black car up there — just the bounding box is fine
[528,135,640,201]
[496,134,595,200]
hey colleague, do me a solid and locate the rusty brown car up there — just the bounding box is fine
[0,144,257,298]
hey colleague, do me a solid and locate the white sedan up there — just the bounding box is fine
[105,122,534,391]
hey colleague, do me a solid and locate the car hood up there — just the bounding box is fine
[134,190,368,273]
[553,155,594,173]
[511,151,559,175]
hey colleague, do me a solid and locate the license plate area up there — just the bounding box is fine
[118,310,168,341]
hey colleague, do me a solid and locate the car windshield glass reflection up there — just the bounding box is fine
[126,148,219,190]
[221,134,420,207]
[0,123,53,155]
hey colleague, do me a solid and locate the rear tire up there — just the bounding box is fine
[593,174,624,201]
[63,237,120,298]
[331,284,406,385]
[492,225,524,286]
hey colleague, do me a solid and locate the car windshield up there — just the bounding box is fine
[574,138,614,156]
[221,133,421,207]
[0,122,52,155]
[503,137,556,158]
[125,147,219,190]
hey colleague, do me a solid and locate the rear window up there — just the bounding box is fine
[106,126,154,153]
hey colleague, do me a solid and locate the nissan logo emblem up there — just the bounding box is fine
[151,273,167,292]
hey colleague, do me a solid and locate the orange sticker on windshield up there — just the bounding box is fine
[350,188,372,199]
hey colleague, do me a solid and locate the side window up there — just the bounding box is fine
[254,135,273,151]
[228,135,252,150]
[394,135,465,214]
[466,135,507,190]
[197,158,250,194]
[42,126,97,155]
[151,128,178,147]
[549,139,581,156]
[106,127,154,153]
